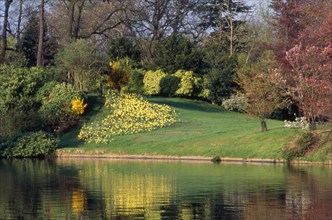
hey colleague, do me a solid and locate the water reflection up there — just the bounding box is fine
[0,159,331,219]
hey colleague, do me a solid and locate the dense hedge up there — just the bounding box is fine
[0,131,58,158]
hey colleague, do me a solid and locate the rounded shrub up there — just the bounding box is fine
[222,93,248,112]
[174,70,196,97]
[0,131,58,158]
[37,82,86,133]
[123,69,145,95]
[143,69,167,95]
[159,75,180,97]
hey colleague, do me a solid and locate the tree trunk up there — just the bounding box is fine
[73,0,85,40]
[15,0,24,50]
[0,0,13,64]
[67,1,75,40]
[37,0,45,67]
[261,119,267,132]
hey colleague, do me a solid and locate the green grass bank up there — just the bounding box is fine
[58,97,332,162]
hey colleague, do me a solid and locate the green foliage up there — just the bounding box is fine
[174,70,201,97]
[17,11,39,67]
[159,75,180,97]
[203,49,239,103]
[237,60,286,123]
[0,66,53,137]
[55,39,105,91]
[78,91,177,144]
[143,69,167,95]
[107,58,131,92]
[0,65,48,111]
[0,109,43,139]
[0,131,58,158]
[123,69,145,95]
[38,82,84,133]
[5,49,28,67]
[108,37,141,64]
[152,35,206,74]
[282,132,317,161]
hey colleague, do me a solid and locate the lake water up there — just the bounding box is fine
[0,159,331,219]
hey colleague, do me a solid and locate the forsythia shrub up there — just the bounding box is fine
[143,69,167,95]
[78,91,177,144]
[37,82,86,132]
[107,58,131,91]
[71,97,87,115]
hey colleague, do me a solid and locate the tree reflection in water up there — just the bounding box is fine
[0,159,331,219]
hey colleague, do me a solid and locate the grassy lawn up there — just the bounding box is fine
[59,97,307,160]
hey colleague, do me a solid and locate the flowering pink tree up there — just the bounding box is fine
[270,0,332,129]
[285,43,332,128]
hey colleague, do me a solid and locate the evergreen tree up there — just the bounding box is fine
[152,35,205,74]
[18,11,39,67]
[197,0,251,56]
[108,37,141,64]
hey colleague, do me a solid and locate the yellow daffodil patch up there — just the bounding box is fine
[78,91,177,144]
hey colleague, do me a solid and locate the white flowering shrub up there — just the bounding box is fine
[221,93,248,112]
[284,117,310,130]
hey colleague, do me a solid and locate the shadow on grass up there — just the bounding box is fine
[58,128,83,148]
[149,98,223,113]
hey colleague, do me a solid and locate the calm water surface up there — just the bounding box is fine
[0,159,331,219]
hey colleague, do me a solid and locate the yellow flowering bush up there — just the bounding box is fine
[78,91,177,144]
[143,69,166,95]
[174,70,195,96]
[107,58,130,91]
[71,97,87,115]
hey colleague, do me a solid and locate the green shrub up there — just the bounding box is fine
[143,69,167,95]
[0,66,50,137]
[174,70,202,97]
[282,132,317,161]
[160,75,180,96]
[38,82,85,133]
[0,65,48,111]
[0,131,58,158]
[55,39,105,92]
[123,69,145,95]
[108,37,141,64]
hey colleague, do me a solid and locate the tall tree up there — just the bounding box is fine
[128,0,198,59]
[0,0,13,64]
[152,34,205,74]
[197,0,251,57]
[48,0,128,46]
[37,0,45,66]
[271,0,332,127]
[15,0,24,50]
[18,10,39,67]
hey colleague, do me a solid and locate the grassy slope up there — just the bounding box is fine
[59,97,305,159]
